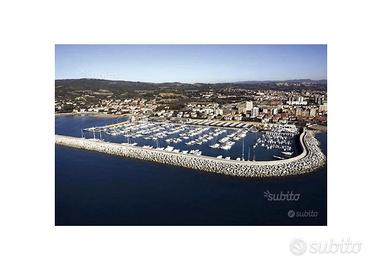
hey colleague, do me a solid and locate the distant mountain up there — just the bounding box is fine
[55,78,203,91]
[234,79,327,85]
[55,78,327,99]
[55,79,208,99]
[56,78,326,89]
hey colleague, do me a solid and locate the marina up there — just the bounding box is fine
[80,120,302,162]
[56,117,326,178]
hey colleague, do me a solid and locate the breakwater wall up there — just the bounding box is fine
[55,130,326,178]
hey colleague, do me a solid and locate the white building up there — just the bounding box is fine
[238,101,253,113]
[251,107,260,118]
[309,108,317,117]
[215,108,223,116]
[319,104,328,112]
[287,96,307,105]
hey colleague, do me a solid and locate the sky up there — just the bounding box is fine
[55,45,327,83]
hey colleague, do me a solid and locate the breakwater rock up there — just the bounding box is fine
[55,130,326,178]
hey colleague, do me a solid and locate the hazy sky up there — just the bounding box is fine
[55,45,327,83]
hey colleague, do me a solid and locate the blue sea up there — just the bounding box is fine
[55,115,327,225]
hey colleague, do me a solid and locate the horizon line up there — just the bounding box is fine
[55,77,327,84]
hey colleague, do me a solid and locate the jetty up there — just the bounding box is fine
[55,129,326,178]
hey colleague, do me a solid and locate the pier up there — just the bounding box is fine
[55,129,326,178]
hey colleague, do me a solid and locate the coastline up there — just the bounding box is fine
[55,112,128,118]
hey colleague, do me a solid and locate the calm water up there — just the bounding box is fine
[55,115,327,225]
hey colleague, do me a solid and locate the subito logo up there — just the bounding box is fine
[288,210,295,218]
[290,239,307,256]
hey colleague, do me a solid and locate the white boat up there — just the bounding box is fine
[220,144,232,150]
[220,141,235,150]
[239,132,247,138]
[165,146,174,152]
[209,143,220,148]
[219,137,229,143]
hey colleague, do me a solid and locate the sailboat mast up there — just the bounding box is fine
[242,139,244,160]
